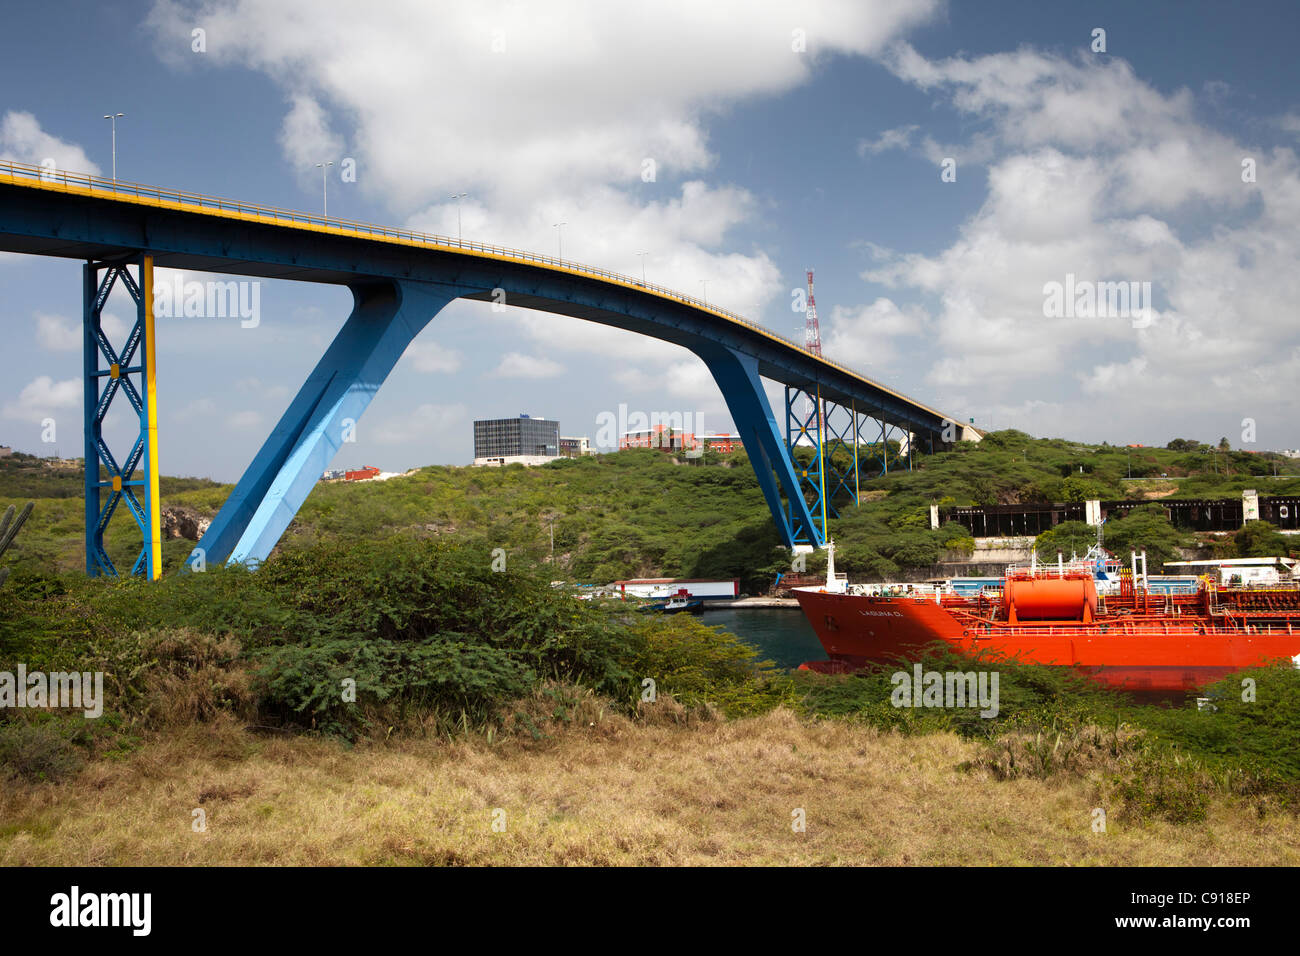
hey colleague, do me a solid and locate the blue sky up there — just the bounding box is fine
[2,0,1298,480]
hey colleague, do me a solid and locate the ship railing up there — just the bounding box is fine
[849,582,949,599]
[1004,561,1100,580]
[965,622,1299,638]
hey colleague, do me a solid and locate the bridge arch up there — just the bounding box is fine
[0,161,973,572]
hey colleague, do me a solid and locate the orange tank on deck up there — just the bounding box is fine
[1004,576,1097,623]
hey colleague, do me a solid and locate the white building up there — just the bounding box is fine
[472,454,560,467]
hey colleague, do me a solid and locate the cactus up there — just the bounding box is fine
[0,501,33,587]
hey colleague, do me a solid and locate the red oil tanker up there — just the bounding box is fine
[793,544,1300,692]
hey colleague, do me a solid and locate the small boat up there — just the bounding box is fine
[663,596,703,613]
[641,596,705,614]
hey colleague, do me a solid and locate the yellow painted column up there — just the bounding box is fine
[851,400,860,506]
[142,255,163,579]
[816,384,828,538]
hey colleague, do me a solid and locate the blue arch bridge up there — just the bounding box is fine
[0,160,978,578]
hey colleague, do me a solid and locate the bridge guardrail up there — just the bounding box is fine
[0,159,952,425]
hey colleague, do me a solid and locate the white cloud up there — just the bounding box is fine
[491,352,563,379]
[857,125,918,156]
[35,314,81,351]
[612,358,718,399]
[404,340,462,374]
[839,41,1300,442]
[609,359,730,428]
[0,111,101,176]
[172,397,217,422]
[146,0,935,342]
[408,179,787,329]
[227,410,264,428]
[370,402,468,446]
[279,92,345,188]
[3,376,80,419]
[150,1,940,209]
[821,298,926,374]
[32,312,130,352]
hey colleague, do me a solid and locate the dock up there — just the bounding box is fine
[701,597,800,609]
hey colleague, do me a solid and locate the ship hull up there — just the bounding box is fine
[794,588,1300,692]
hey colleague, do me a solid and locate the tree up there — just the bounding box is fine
[1218,436,1231,451]
[1102,505,1191,568]
[1059,474,1104,502]
[1033,521,1095,561]
[1233,521,1291,558]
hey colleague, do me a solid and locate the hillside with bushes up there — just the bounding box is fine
[3,437,1300,863]
[2,533,1298,864]
[2,430,1297,591]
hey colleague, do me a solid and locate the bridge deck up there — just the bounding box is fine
[0,160,965,432]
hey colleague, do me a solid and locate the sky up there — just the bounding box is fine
[1,0,1298,481]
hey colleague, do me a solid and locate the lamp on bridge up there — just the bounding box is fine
[102,113,124,181]
[315,161,334,217]
[450,192,468,241]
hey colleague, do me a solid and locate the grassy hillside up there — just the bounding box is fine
[3,430,1297,588]
[5,712,1297,866]
[4,442,1299,859]
[2,534,1298,864]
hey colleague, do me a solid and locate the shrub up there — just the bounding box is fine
[0,716,86,783]
[622,614,794,717]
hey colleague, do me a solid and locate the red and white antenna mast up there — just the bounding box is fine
[803,268,823,356]
[797,268,826,446]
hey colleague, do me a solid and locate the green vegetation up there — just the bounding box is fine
[4,430,1300,829]
[0,500,33,587]
[1032,506,1195,566]
[788,647,1300,822]
[1229,520,1291,558]
[2,448,793,592]
[1098,505,1195,567]
[4,536,1297,827]
[5,430,1296,589]
[6,422,1300,813]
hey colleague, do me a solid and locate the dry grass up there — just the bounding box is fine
[1120,479,1179,499]
[1,708,1297,866]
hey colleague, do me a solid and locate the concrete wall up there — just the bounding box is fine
[968,536,1036,563]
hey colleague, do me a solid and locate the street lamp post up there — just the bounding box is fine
[636,251,649,284]
[699,279,709,304]
[450,192,467,241]
[553,221,567,260]
[316,162,333,217]
[103,113,124,181]
[543,512,561,560]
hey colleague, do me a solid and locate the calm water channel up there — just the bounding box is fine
[696,606,825,669]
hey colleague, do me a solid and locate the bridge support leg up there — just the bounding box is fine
[784,384,830,543]
[83,256,162,578]
[192,280,465,568]
[692,344,821,548]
